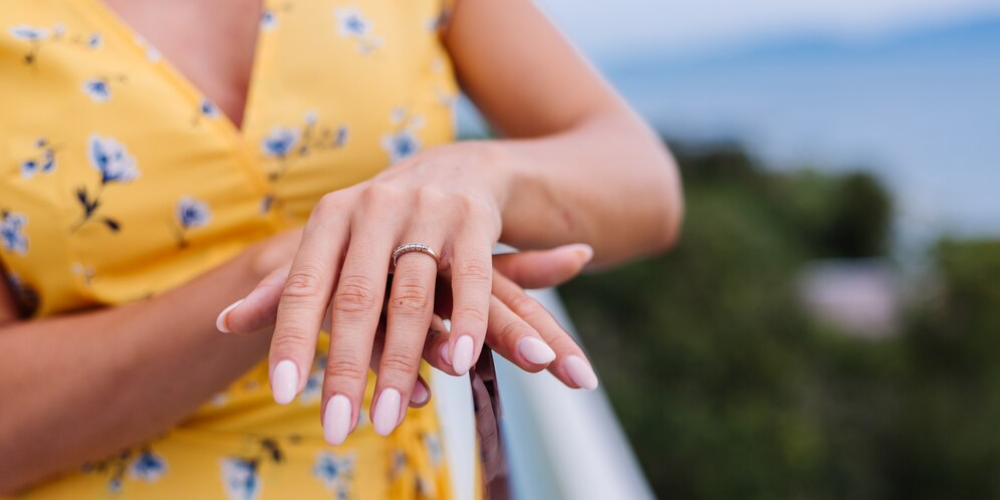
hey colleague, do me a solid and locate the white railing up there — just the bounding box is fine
[433,288,656,500]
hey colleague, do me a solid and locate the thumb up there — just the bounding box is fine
[492,244,593,290]
[217,263,291,334]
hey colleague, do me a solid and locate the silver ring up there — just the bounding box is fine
[392,243,441,268]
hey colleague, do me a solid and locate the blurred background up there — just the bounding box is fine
[461,1,1000,498]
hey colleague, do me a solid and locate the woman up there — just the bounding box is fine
[0,0,682,498]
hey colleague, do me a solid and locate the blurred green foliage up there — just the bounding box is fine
[559,141,1000,500]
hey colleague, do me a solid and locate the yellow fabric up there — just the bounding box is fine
[0,0,461,498]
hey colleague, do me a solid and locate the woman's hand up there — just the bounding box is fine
[217,145,599,442]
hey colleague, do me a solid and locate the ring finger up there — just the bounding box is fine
[371,236,444,436]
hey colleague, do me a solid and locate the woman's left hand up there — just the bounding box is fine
[221,143,584,440]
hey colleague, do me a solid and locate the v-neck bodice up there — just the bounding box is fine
[0,1,459,498]
[1,0,458,316]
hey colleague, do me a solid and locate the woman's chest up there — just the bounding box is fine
[0,0,458,317]
[101,0,262,127]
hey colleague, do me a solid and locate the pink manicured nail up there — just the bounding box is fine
[410,380,430,405]
[215,299,244,333]
[563,243,594,263]
[564,355,599,390]
[323,395,352,445]
[452,335,474,375]
[373,388,402,436]
[271,360,299,404]
[439,342,452,366]
[517,337,556,365]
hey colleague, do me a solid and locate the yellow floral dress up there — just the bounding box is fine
[0,0,461,498]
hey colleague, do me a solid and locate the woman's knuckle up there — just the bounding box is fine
[508,291,540,314]
[380,350,420,375]
[455,305,488,325]
[391,283,430,314]
[363,184,401,205]
[456,258,492,284]
[415,186,447,209]
[326,356,368,381]
[333,275,378,313]
[282,266,325,299]
[496,318,524,343]
[270,330,312,354]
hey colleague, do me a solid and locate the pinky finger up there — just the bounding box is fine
[492,272,599,390]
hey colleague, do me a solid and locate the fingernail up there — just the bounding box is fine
[323,395,352,445]
[562,243,594,263]
[439,343,452,366]
[271,360,299,404]
[564,355,599,390]
[517,337,557,365]
[452,335,474,375]
[373,388,402,436]
[215,299,244,333]
[410,380,430,405]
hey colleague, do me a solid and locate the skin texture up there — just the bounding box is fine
[0,0,683,493]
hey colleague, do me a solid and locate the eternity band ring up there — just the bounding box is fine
[391,243,441,269]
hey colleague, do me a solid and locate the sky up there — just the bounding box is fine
[535,0,1000,60]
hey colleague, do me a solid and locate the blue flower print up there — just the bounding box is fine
[313,452,355,499]
[261,3,293,31]
[128,450,167,482]
[221,458,262,500]
[134,35,161,62]
[334,7,383,54]
[300,355,327,404]
[83,79,111,102]
[337,9,369,37]
[81,446,167,494]
[82,74,127,103]
[9,25,49,41]
[0,211,28,255]
[261,127,301,159]
[423,432,444,467]
[388,449,406,480]
[89,134,139,184]
[172,196,211,248]
[9,24,102,66]
[201,99,220,118]
[71,134,139,233]
[261,10,277,30]
[381,129,420,164]
[191,98,221,126]
[20,138,58,179]
[260,112,349,214]
[382,109,425,163]
[177,197,211,228]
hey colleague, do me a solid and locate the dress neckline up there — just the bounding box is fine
[78,0,268,141]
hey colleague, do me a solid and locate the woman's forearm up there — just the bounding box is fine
[441,0,683,266]
[462,111,683,267]
[0,248,272,494]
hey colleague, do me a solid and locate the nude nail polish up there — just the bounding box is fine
[271,360,299,404]
[517,337,557,365]
[564,355,599,391]
[323,395,352,446]
[215,298,244,333]
[373,388,402,436]
[439,342,451,366]
[410,380,430,405]
[452,335,474,375]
